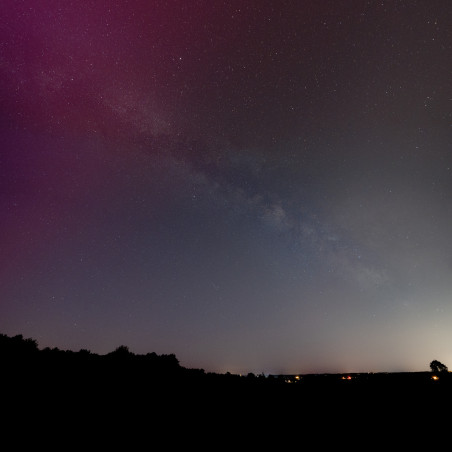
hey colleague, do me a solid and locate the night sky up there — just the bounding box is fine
[1,0,451,375]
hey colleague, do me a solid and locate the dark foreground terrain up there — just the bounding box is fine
[2,332,450,394]
[2,332,451,443]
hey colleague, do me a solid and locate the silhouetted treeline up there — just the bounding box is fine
[2,332,452,396]
[1,333,187,388]
[0,333,272,391]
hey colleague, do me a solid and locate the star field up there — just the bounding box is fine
[1,1,451,374]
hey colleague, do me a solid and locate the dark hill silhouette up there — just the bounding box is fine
[3,332,447,446]
[2,331,451,403]
[3,330,452,443]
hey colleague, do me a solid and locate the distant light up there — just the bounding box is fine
[432,375,439,381]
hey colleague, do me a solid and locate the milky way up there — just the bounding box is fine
[1,1,451,374]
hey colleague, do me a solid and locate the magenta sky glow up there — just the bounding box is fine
[1,1,452,375]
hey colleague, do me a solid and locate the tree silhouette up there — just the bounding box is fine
[430,360,448,373]
[110,345,133,357]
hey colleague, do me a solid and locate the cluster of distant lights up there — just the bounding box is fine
[284,375,355,383]
[282,373,446,383]
[285,375,302,383]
